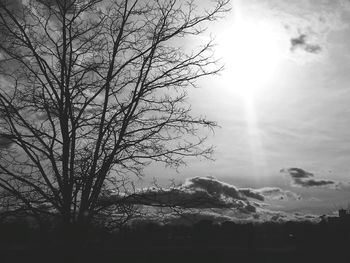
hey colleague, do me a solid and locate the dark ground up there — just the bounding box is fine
[0,244,347,263]
[1,218,349,263]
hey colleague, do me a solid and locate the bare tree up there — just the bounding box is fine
[0,0,229,229]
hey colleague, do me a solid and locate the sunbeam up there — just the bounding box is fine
[216,0,285,172]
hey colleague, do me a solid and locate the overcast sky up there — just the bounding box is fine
[143,0,350,216]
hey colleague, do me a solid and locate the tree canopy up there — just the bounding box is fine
[0,0,229,227]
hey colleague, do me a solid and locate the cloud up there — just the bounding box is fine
[183,177,299,202]
[133,187,240,209]
[133,206,320,225]
[100,176,259,212]
[100,176,318,225]
[294,178,335,187]
[251,0,350,63]
[127,177,260,212]
[0,0,22,10]
[290,33,322,53]
[183,176,249,201]
[281,167,336,187]
[238,188,265,201]
[0,134,13,149]
[280,167,314,179]
[101,176,301,215]
[254,187,301,201]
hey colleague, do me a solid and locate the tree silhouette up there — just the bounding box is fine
[0,0,229,229]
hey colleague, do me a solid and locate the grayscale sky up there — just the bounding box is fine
[144,0,350,216]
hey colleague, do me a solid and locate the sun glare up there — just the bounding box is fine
[218,19,283,100]
[216,5,286,172]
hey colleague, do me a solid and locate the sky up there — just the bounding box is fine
[1,0,350,223]
[142,0,350,217]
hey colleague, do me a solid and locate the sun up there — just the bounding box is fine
[215,7,286,171]
[217,12,284,101]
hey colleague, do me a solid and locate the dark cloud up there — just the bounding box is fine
[281,167,314,179]
[290,34,321,54]
[133,187,238,209]
[183,176,248,201]
[125,177,259,211]
[0,0,25,24]
[37,0,78,13]
[101,187,257,211]
[100,176,260,212]
[281,167,336,188]
[0,0,22,10]
[294,178,335,188]
[101,176,301,214]
[0,134,13,149]
[183,177,299,202]
[255,187,301,200]
[237,187,300,201]
[238,188,265,201]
